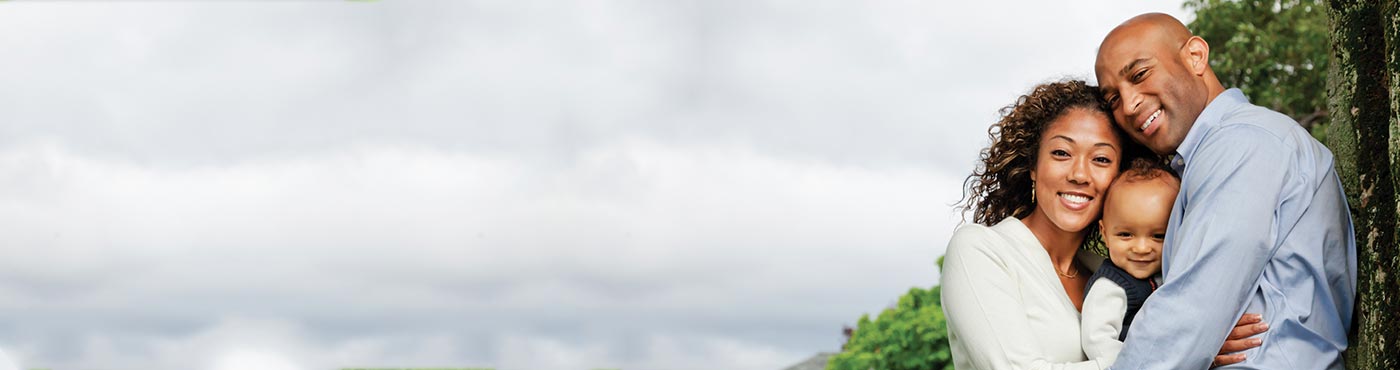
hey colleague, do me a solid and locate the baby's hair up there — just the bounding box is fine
[1103,157,1180,204]
[1122,157,1178,181]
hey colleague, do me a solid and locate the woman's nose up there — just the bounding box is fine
[1068,159,1089,184]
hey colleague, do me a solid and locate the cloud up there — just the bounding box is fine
[0,137,959,369]
[42,316,806,370]
[0,1,1194,369]
[0,0,1188,172]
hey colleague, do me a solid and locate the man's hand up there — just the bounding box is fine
[1211,313,1268,367]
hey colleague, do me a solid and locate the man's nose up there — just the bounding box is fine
[1123,88,1143,116]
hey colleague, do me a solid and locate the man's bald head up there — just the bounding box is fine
[1101,13,1194,54]
[1094,13,1224,155]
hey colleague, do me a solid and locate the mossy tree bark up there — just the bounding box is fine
[1324,0,1400,368]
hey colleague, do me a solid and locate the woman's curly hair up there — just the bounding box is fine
[957,79,1156,253]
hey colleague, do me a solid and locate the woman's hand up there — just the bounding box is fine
[1211,313,1268,367]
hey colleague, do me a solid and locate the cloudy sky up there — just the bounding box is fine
[0,1,1191,370]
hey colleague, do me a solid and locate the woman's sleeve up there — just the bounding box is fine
[1080,280,1127,365]
[941,226,1105,370]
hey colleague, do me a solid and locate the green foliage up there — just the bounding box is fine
[1082,230,1109,258]
[1185,0,1330,128]
[827,257,953,370]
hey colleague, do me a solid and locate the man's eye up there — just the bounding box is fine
[1132,69,1148,82]
[1106,95,1119,107]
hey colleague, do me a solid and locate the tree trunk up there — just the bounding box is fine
[1325,0,1400,368]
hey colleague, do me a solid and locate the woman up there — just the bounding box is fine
[940,80,1261,369]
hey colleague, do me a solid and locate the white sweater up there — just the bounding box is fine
[1079,278,1129,366]
[941,217,1107,370]
[1079,273,1164,366]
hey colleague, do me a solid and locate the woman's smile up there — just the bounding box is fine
[1057,191,1094,211]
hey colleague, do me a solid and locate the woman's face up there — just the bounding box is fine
[1030,108,1122,234]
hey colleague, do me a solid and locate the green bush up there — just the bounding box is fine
[827,257,953,370]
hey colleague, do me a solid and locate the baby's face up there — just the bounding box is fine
[1100,177,1177,279]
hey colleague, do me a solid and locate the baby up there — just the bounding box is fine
[1081,157,1180,365]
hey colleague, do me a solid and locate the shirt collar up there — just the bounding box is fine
[1172,88,1248,173]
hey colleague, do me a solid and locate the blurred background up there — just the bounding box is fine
[0,1,1200,369]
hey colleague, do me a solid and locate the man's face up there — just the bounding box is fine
[1095,28,1208,155]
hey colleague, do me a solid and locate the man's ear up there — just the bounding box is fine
[1182,35,1210,76]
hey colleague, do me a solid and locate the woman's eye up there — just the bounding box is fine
[1051,149,1069,157]
[1093,156,1113,164]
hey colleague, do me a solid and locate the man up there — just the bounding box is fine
[1094,13,1357,369]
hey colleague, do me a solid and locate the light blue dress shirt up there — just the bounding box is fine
[1110,89,1357,369]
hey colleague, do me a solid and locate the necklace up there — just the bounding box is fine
[1056,264,1079,279]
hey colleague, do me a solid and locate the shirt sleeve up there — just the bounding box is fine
[1081,279,1127,365]
[941,226,1104,370]
[1110,126,1295,369]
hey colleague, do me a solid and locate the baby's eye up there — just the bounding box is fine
[1152,233,1166,240]
[1115,232,1132,238]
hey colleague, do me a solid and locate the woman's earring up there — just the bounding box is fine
[1030,181,1036,203]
